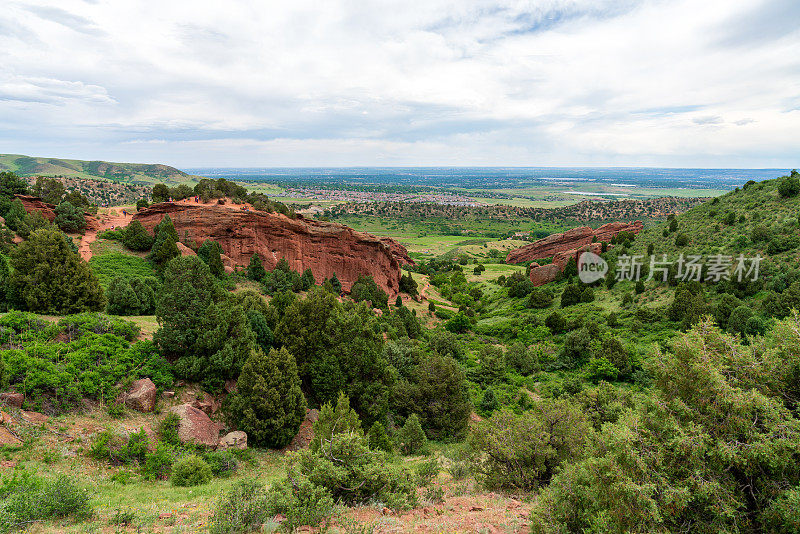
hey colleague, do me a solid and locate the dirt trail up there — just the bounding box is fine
[79,208,134,262]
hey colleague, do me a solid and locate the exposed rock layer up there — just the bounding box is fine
[133,202,413,294]
[508,221,643,286]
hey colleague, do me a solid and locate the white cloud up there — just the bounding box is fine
[0,0,798,167]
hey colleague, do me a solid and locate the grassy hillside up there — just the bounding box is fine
[0,153,194,185]
[628,173,800,265]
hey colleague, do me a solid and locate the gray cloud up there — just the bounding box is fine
[23,5,104,36]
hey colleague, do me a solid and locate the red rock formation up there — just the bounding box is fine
[528,243,605,287]
[506,221,642,264]
[14,195,99,231]
[15,195,56,222]
[132,202,413,294]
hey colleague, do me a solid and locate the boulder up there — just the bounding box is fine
[169,404,222,448]
[217,431,248,451]
[0,392,24,408]
[132,202,414,295]
[124,378,157,413]
[176,242,196,256]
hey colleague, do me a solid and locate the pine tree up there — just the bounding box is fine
[208,246,225,278]
[247,253,266,281]
[9,228,105,314]
[367,421,393,453]
[397,413,427,455]
[330,272,342,295]
[121,220,154,251]
[226,347,306,448]
[310,392,363,452]
[149,215,180,268]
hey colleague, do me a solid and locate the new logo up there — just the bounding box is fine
[578,252,608,284]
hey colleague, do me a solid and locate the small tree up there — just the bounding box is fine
[107,277,142,316]
[310,392,363,453]
[10,228,105,314]
[121,220,153,251]
[227,347,306,448]
[54,201,86,233]
[330,273,342,295]
[397,413,426,455]
[367,421,393,453]
[247,253,266,281]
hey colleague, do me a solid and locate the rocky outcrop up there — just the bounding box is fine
[506,221,643,264]
[16,195,56,222]
[14,195,99,231]
[124,378,157,413]
[0,392,23,408]
[168,404,223,448]
[218,431,248,451]
[132,202,413,294]
[527,243,605,287]
[283,408,319,452]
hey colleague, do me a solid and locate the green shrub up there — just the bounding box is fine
[310,392,363,452]
[265,479,334,531]
[89,253,155,289]
[158,413,182,446]
[367,421,393,453]
[209,479,269,534]
[469,403,592,490]
[415,457,440,486]
[202,451,238,478]
[397,414,427,455]
[226,347,306,449]
[170,455,213,487]
[142,442,175,481]
[0,472,94,533]
[54,201,86,233]
[120,220,153,251]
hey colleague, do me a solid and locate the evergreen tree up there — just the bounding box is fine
[152,184,170,203]
[310,392,363,452]
[130,277,157,314]
[367,421,393,453]
[154,256,254,389]
[480,388,499,415]
[227,347,306,448]
[121,220,154,251]
[397,414,427,455]
[330,272,342,295]
[208,246,225,279]
[54,201,86,233]
[0,254,9,311]
[395,295,403,307]
[246,309,274,353]
[247,253,266,281]
[300,268,315,290]
[149,215,180,268]
[9,228,105,314]
[106,277,142,315]
[3,198,27,232]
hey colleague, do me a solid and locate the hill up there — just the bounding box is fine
[0,153,193,185]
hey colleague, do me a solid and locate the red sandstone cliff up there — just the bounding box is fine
[508,221,643,286]
[133,202,413,294]
[506,221,643,264]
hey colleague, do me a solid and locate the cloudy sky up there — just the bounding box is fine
[1,0,798,168]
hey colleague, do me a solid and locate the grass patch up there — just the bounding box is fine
[89,253,155,288]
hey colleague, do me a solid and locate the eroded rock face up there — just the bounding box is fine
[132,202,413,294]
[527,243,605,287]
[0,392,24,408]
[124,378,157,413]
[506,221,643,265]
[169,404,223,448]
[14,195,99,231]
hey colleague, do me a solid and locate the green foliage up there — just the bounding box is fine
[54,201,86,233]
[527,287,553,309]
[106,277,142,316]
[158,413,182,446]
[531,318,800,533]
[170,455,213,487]
[350,275,389,309]
[277,287,391,422]
[367,421,393,453]
[245,310,273,353]
[9,228,105,314]
[155,256,254,389]
[265,479,334,531]
[120,220,153,251]
[142,442,175,481]
[778,173,800,198]
[399,271,418,296]
[246,253,265,281]
[310,392,363,453]
[88,252,155,289]
[470,403,592,490]
[88,428,149,466]
[227,347,306,448]
[198,240,225,278]
[148,215,180,268]
[560,283,582,307]
[397,413,427,455]
[0,471,93,534]
[286,431,417,510]
[445,312,471,333]
[209,479,269,534]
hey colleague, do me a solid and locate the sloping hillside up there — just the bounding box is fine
[628,171,800,264]
[0,153,193,185]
